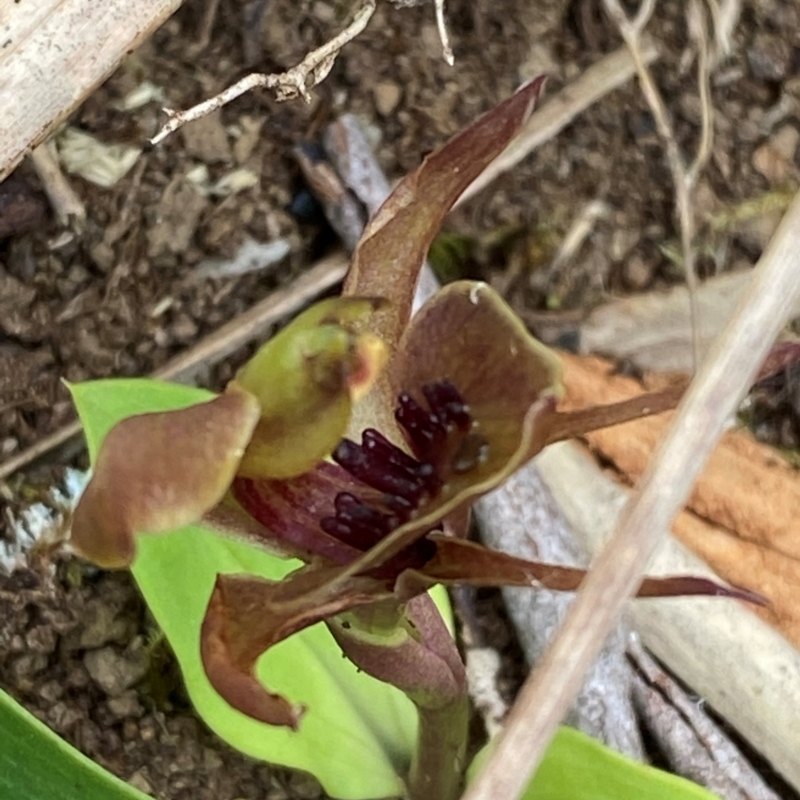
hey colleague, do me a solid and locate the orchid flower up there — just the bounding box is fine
[70,78,755,800]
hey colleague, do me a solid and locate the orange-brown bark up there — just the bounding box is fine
[558,352,800,647]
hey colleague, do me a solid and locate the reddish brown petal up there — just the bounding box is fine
[331,282,563,580]
[344,76,546,350]
[398,536,765,605]
[200,566,389,727]
[230,461,364,564]
[71,390,260,568]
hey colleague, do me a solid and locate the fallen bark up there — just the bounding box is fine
[558,351,800,647]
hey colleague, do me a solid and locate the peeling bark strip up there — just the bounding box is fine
[558,350,800,648]
[627,640,781,800]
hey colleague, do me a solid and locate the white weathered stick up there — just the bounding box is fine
[462,189,800,800]
[538,441,800,791]
[0,0,181,181]
[28,141,86,226]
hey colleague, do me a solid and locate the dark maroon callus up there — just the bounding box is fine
[320,380,477,572]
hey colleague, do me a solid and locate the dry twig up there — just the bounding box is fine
[601,0,714,370]
[628,639,780,800]
[28,141,86,226]
[462,188,800,800]
[150,0,376,146]
[705,0,742,61]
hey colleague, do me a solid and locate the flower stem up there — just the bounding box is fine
[408,692,469,800]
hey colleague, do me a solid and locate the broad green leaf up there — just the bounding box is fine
[0,686,149,800]
[70,379,426,799]
[469,726,721,800]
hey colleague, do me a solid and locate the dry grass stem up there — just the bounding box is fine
[434,0,454,65]
[706,0,742,60]
[150,0,376,146]
[601,0,715,371]
[185,0,222,57]
[544,199,610,282]
[461,187,800,800]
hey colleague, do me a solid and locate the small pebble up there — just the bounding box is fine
[84,644,149,696]
[373,81,402,117]
[747,32,792,82]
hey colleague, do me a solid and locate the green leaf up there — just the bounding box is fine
[70,379,424,799]
[0,687,150,800]
[469,727,721,800]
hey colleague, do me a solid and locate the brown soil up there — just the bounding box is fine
[2,0,800,797]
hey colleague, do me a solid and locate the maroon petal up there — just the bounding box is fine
[332,282,563,579]
[71,389,260,568]
[398,536,766,605]
[230,462,365,564]
[200,565,387,727]
[344,76,546,350]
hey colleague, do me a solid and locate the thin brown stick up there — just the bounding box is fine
[461,189,800,800]
[628,639,781,800]
[150,0,375,145]
[185,0,222,58]
[0,254,348,481]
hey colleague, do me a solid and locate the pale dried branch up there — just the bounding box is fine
[538,441,800,791]
[150,0,376,146]
[28,141,86,226]
[461,188,800,800]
